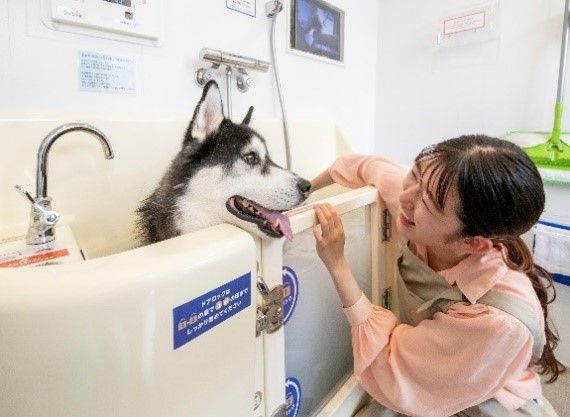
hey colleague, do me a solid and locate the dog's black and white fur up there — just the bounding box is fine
[136,81,311,245]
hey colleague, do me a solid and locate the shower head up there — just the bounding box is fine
[266,0,284,17]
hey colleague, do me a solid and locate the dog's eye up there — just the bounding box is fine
[243,152,259,165]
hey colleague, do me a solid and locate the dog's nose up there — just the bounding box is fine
[297,178,311,195]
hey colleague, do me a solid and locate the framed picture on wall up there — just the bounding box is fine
[289,0,344,64]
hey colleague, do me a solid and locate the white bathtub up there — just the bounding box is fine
[0,114,394,417]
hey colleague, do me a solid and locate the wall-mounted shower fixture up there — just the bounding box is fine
[200,48,270,72]
[195,48,270,119]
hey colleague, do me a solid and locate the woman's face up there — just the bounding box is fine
[397,161,463,249]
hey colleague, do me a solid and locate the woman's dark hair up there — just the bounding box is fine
[415,134,566,383]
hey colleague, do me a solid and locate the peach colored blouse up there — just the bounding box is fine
[329,154,544,417]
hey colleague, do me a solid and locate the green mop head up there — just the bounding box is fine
[507,103,570,185]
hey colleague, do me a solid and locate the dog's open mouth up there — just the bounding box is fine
[226,196,293,241]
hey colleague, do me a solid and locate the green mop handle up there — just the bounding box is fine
[552,102,563,151]
[550,0,570,153]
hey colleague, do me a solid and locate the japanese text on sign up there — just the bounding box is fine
[173,273,251,349]
[79,51,136,94]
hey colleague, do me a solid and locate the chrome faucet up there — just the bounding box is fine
[15,123,114,245]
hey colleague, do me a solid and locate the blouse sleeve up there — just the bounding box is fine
[343,294,535,417]
[328,154,405,218]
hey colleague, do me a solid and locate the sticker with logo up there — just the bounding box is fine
[282,266,299,325]
[285,377,301,417]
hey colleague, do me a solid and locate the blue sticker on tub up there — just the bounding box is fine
[173,273,251,349]
[282,266,299,324]
[285,377,301,417]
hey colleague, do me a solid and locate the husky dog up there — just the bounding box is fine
[136,81,311,245]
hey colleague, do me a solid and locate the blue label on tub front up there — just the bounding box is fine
[173,273,251,349]
[282,266,299,325]
[285,377,301,417]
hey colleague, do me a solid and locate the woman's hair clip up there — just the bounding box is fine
[416,144,437,161]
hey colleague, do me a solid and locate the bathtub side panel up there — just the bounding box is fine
[0,226,257,417]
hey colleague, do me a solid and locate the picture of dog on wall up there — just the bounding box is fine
[136,80,311,245]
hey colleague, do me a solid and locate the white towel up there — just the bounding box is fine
[533,221,570,277]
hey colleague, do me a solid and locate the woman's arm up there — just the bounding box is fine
[312,155,406,217]
[310,169,334,192]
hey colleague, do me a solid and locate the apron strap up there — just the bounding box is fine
[477,291,546,362]
[427,290,546,361]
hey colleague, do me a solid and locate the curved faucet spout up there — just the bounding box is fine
[36,123,115,199]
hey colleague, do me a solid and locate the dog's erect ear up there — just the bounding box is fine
[186,81,225,145]
[242,106,254,125]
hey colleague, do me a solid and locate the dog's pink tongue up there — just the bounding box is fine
[260,209,293,241]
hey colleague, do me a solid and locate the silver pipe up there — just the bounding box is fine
[36,123,114,199]
[557,0,570,102]
[200,48,270,73]
[226,66,233,119]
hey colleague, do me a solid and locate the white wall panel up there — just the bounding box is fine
[1,0,379,153]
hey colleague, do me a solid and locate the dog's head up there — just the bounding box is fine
[177,80,311,240]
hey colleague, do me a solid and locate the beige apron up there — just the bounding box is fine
[354,243,558,417]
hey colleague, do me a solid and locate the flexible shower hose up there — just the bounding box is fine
[270,10,292,170]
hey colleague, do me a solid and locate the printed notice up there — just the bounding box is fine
[444,12,486,35]
[79,51,136,94]
[173,273,251,349]
[226,0,256,17]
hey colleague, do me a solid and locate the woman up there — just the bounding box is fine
[311,135,565,417]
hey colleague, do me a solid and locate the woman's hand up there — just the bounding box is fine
[313,203,346,273]
[313,203,363,308]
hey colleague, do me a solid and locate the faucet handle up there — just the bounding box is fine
[15,184,36,204]
[14,185,59,227]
